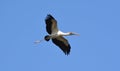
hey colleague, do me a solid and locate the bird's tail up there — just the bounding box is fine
[44,35,50,41]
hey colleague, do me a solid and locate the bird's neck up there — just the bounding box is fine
[61,32,70,36]
[58,31,70,36]
[63,32,70,36]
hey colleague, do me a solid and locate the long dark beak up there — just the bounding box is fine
[72,32,80,36]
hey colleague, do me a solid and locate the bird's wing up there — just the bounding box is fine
[45,14,58,34]
[52,36,71,55]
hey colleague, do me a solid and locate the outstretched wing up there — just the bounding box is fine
[52,36,71,55]
[45,14,58,34]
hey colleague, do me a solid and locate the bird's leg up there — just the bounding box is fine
[34,39,45,44]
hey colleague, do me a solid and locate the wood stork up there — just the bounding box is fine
[43,14,79,55]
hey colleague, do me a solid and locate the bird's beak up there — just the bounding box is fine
[71,32,80,36]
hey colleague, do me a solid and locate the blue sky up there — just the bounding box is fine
[0,0,120,71]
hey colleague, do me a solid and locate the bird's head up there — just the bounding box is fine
[69,32,80,36]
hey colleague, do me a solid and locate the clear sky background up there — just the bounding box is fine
[0,0,120,71]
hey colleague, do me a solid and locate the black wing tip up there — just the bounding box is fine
[62,44,71,55]
[65,52,70,55]
[64,51,70,56]
[62,50,70,55]
[46,14,55,20]
[51,38,71,56]
[64,45,71,55]
[47,14,52,16]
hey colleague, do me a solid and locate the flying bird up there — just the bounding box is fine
[43,14,79,55]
